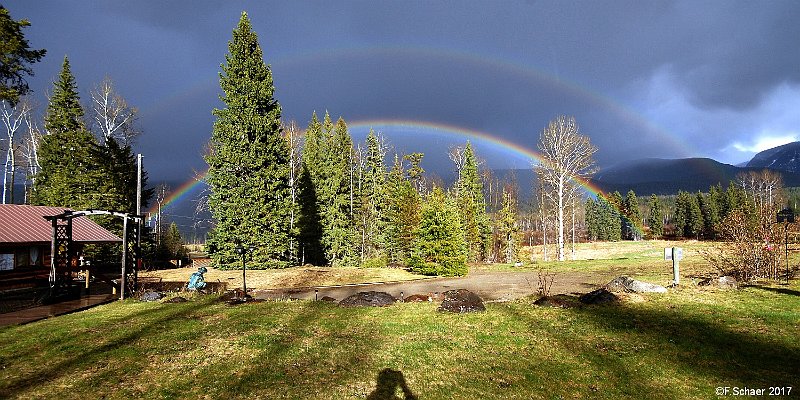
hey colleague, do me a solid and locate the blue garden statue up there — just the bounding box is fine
[187,266,208,291]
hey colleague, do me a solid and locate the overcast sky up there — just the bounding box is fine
[6,0,800,183]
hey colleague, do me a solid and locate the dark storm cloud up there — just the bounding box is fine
[4,0,800,182]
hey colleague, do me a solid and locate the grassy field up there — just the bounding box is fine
[1,241,798,399]
[487,239,800,284]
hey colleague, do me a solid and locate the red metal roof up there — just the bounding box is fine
[0,205,122,244]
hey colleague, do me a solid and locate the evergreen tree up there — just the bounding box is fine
[699,189,720,239]
[205,13,292,269]
[32,57,100,209]
[673,191,690,238]
[648,194,663,239]
[323,117,356,266]
[496,189,520,263]
[358,129,388,262]
[674,191,703,239]
[403,152,425,194]
[385,154,420,264]
[623,190,642,240]
[409,186,467,276]
[297,112,325,265]
[596,194,621,241]
[159,222,188,261]
[455,142,490,261]
[585,197,599,241]
[687,192,704,239]
[0,6,46,105]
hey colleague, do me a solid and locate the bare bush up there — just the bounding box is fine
[536,266,556,297]
[704,210,784,281]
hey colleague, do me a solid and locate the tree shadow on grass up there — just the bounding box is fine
[0,297,216,398]
[181,300,395,399]
[499,293,800,397]
[562,302,797,389]
[744,284,800,297]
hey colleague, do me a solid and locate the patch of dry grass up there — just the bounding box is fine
[140,265,429,290]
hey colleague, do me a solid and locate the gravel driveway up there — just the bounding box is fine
[252,268,627,302]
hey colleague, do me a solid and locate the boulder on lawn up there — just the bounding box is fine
[339,291,396,307]
[438,289,485,313]
[698,276,738,289]
[579,289,619,305]
[533,295,572,308]
[164,296,188,303]
[139,291,165,302]
[403,294,432,302]
[605,276,667,293]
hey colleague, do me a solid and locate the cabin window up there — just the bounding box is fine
[15,248,30,268]
[0,253,12,271]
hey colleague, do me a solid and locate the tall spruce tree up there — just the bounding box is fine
[297,112,325,265]
[596,194,621,241]
[699,190,720,239]
[455,142,490,261]
[205,13,292,269]
[32,57,100,209]
[648,194,663,239]
[585,197,599,241]
[358,129,388,261]
[623,190,642,240]
[324,117,356,266]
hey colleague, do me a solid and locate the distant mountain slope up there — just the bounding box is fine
[591,157,800,195]
[746,141,800,172]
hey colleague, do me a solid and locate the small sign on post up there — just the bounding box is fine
[665,247,682,285]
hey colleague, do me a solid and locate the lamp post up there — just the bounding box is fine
[234,243,255,299]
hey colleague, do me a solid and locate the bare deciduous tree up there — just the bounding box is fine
[737,169,784,228]
[1,98,33,203]
[283,121,303,260]
[535,116,597,261]
[91,77,139,146]
[20,111,42,202]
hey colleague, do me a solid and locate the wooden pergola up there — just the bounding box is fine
[45,209,143,300]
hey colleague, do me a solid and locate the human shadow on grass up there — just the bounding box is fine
[0,297,216,398]
[366,368,418,400]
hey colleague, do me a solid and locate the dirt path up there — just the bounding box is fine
[252,268,631,302]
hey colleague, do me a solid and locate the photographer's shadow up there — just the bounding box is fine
[366,368,418,400]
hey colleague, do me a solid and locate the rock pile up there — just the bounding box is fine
[438,289,485,313]
[533,295,572,308]
[164,296,188,303]
[403,294,433,302]
[698,276,738,289]
[579,288,619,304]
[139,291,165,302]
[605,276,667,293]
[339,291,396,307]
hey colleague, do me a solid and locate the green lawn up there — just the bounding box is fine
[1,278,798,399]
